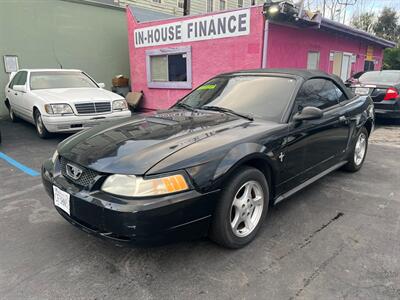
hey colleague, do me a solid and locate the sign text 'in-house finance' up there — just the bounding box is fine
[134,9,250,48]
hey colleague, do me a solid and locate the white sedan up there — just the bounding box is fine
[4,69,131,138]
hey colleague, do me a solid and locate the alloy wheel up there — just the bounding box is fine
[354,132,367,166]
[230,180,264,237]
[36,114,44,135]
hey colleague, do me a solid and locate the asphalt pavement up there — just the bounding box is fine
[0,118,399,300]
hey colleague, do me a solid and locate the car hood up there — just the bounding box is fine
[32,88,123,103]
[58,109,262,174]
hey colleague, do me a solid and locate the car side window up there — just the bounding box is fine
[17,71,28,86]
[295,78,341,111]
[334,85,348,102]
[8,72,21,89]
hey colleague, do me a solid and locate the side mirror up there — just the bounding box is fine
[293,106,323,122]
[98,83,105,89]
[13,85,27,93]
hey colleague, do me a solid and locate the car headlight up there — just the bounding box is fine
[45,104,73,115]
[101,173,189,197]
[112,99,128,111]
[51,150,58,164]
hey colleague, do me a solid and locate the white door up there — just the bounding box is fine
[340,54,351,81]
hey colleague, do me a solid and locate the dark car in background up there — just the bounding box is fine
[345,71,365,87]
[42,69,374,249]
[352,70,400,119]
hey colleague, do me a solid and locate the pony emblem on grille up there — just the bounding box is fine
[66,163,83,180]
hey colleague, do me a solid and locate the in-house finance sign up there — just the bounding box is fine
[134,9,250,48]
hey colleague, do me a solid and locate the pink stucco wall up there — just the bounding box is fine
[127,6,265,110]
[267,23,384,75]
[127,7,386,110]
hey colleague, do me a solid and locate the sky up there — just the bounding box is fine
[303,0,400,24]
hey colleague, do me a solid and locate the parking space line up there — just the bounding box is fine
[0,152,40,176]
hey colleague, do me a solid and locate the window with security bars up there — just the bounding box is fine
[146,46,192,89]
[150,54,187,82]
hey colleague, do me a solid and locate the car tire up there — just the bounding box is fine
[210,166,269,249]
[342,127,369,172]
[34,110,50,139]
[8,105,18,123]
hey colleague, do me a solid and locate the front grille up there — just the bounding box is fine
[60,157,99,187]
[75,102,111,114]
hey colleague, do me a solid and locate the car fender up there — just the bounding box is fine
[30,93,49,116]
[29,95,46,124]
[208,142,281,194]
[343,95,373,150]
[353,96,374,137]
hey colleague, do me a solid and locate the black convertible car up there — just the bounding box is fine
[42,69,374,248]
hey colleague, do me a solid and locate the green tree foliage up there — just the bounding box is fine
[373,7,400,45]
[383,48,400,70]
[351,12,375,33]
[351,7,400,70]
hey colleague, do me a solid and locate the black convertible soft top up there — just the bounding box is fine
[221,68,354,99]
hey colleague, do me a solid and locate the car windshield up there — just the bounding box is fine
[176,76,297,122]
[30,71,98,90]
[359,71,400,84]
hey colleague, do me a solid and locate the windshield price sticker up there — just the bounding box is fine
[198,84,217,90]
[134,9,250,48]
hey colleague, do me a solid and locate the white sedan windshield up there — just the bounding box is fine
[30,71,97,90]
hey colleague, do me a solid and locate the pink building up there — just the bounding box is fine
[127,5,395,110]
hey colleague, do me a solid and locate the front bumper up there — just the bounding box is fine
[41,160,218,246]
[42,110,132,133]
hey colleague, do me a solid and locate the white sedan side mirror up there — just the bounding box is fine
[13,85,27,93]
[98,83,105,89]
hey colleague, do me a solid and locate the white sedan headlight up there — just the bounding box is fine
[45,104,73,115]
[112,99,128,111]
[101,174,189,197]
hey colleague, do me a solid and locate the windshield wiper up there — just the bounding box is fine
[174,102,197,112]
[200,106,254,121]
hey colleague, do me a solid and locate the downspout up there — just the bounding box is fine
[261,19,269,68]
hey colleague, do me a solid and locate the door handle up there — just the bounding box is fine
[14,93,18,96]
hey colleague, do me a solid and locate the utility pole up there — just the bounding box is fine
[323,0,326,17]
[298,0,305,19]
[337,0,357,23]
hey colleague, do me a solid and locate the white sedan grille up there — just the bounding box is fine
[75,102,111,114]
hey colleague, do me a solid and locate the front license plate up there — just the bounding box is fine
[53,186,70,215]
